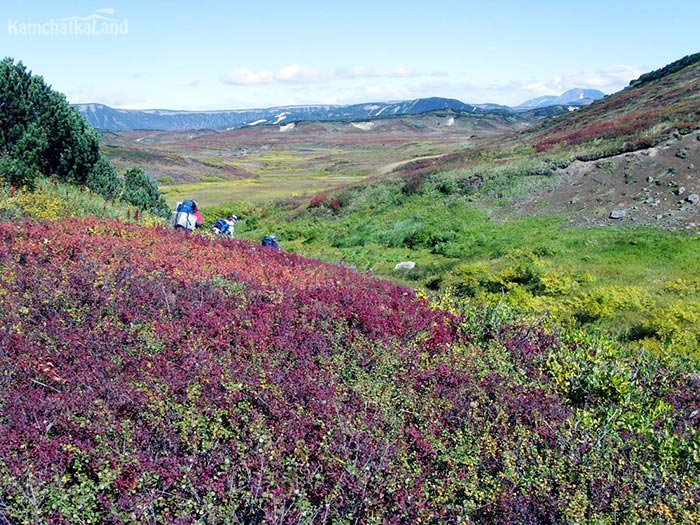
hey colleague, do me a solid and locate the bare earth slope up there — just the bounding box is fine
[415,54,700,230]
[508,130,700,228]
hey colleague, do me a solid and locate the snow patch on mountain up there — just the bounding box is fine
[351,122,376,131]
[273,112,289,124]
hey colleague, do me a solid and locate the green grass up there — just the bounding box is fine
[211,175,700,355]
[159,171,367,207]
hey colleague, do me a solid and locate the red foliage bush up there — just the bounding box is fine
[309,192,327,207]
[329,197,342,212]
[0,218,464,522]
[0,217,697,523]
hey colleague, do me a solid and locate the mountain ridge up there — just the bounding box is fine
[515,88,606,110]
[76,90,604,131]
[76,98,480,131]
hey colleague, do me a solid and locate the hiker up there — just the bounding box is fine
[171,199,203,231]
[210,214,238,236]
[262,233,280,250]
[193,203,203,228]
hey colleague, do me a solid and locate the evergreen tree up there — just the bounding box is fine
[38,90,100,185]
[122,166,170,217]
[1,56,171,219]
[86,154,122,200]
[0,57,100,187]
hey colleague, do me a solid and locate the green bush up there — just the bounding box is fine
[121,167,170,217]
[630,52,700,87]
[0,57,100,188]
[86,155,121,200]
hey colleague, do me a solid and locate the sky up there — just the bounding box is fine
[2,1,699,111]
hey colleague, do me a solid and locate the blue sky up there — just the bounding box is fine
[2,1,699,110]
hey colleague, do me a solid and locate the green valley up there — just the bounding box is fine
[2,52,699,523]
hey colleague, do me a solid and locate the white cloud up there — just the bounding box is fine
[580,64,644,88]
[343,66,421,79]
[220,67,276,85]
[66,86,146,108]
[522,65,644,99]
[218,62,644,109]
[277,64,328,82]
[220,64,440,86]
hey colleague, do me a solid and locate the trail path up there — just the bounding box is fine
[377,154,446,175]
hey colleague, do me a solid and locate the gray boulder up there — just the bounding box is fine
[609,210,626,219]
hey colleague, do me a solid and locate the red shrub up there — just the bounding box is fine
[309,192,327,207]
[0,217,696,523]
[329,197,342,212]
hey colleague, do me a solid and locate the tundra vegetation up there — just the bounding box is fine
[0,58,170,217]
[0,54,699,523]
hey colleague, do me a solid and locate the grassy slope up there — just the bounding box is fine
[217,57,700,354]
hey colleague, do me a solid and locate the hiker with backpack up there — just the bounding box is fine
[262,233,280,250]
[210,215,238,236]
[171,199,203,231]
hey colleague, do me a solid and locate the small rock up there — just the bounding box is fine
[393,261,416,271]
[609,210,626,219]
[686,193,700,205]
[675,186,686,196]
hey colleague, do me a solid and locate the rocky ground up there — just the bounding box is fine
[510,131,700,230]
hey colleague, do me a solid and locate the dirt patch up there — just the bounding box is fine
[505,131,700,230]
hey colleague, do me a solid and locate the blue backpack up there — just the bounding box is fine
[211,219,232,235]
[262,235,279,249]
[177,199,196,214]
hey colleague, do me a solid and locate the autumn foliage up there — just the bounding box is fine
[0,218,698,523]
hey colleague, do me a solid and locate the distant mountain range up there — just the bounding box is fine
[514,88,606,110]
[75,89,605,131]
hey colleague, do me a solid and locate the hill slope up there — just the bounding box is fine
[510,54,700,226]
[386,53,700,228]
[1,216,698,523]
[2,54,700,524]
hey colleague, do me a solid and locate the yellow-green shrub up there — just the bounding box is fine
[574,284,652,323]
[1,178,167,225]
[645,299,700,352]
[10,185,65,219]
